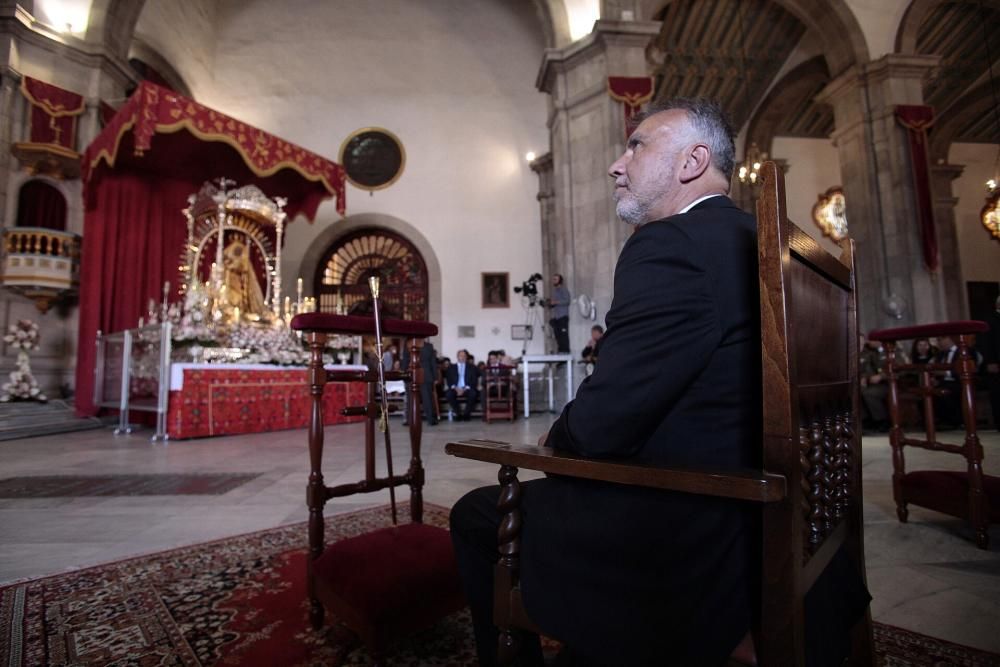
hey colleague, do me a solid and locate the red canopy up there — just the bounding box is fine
[75,82,346,415]
[83,81,344,219]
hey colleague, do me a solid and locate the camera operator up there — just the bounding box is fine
[547,273,571,353]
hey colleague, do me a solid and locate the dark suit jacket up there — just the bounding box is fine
[520,197,761,665]
[445,362,480,391]
[400,341,438,385]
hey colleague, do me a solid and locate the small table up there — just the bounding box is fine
[520,354,574,417]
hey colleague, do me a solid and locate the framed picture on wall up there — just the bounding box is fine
[482,272,510,308]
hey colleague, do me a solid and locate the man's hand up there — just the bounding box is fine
[456,387,466,396]
[538,432,550,448]
[987,363,999,374]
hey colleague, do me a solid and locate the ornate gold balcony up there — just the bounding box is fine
[1,227,81,313]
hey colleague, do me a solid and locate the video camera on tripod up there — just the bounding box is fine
[513,273,545,307]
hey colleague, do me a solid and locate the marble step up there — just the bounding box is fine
[0,399,106,441]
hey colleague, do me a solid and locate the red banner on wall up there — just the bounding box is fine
[608,76,654,139]
[20,77,86,150]
[895,104,938,272]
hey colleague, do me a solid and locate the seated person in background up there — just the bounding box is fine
[910,337,937,365]
[581,325,604,363]
[485,349,512,399]
[860,337,890,432]
[934,335,982,429]
[445,349,480,421]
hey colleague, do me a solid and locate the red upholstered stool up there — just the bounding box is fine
[313,523,465,648]
[292,313,465,661]
[869,321,997,548]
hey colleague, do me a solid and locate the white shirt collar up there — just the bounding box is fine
[678,193,724,215]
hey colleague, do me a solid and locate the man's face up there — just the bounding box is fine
[457,350,468,363]
[608,109,691,226]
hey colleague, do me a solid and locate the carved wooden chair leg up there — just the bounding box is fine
[309,597,323,631]
[496,464,523,666]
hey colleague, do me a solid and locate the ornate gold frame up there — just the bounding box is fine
[338,126,406,191]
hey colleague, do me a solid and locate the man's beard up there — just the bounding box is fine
[615,193,647,226]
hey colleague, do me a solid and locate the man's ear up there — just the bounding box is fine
[679,143,711,183]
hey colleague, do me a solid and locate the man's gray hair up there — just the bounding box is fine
[636,97,736,182]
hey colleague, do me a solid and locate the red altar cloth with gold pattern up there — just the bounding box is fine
[167,365,365,439]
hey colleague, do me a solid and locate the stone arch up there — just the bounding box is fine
[642,0,867,74]
[896,0,1000,53]
[532,0,572,48]
[84,0,147,60]
[930,83,1000,161]
[746,55,831,156]
[128,39,193,97]
[298,213,443,339]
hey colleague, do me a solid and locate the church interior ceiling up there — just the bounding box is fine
[648,0,1000,150]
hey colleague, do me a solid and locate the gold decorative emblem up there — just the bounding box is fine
[812,187,849,241]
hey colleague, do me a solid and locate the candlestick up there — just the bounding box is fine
[296,277,303,310]
[284,296,291,318]
[233,306,240,323]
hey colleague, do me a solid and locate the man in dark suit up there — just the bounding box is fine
[451,98,868,666]
[445,349,479,421]
[401,338,438,426]
[979,295,1000,431]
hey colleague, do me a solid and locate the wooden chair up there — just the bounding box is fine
[445,162,873,665]
[867,322,999,549]
[290,312,466,663]
[483,364,517,422]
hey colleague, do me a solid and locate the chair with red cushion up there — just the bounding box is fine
[868,321,998,548]
[290,312,465,662]
[483,364,516,422]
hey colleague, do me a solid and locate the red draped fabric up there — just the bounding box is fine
[21,77,85,150]
[15,180,67,230]
[895,105,938,272]
[607,76,655,139]
[75,83,348,415]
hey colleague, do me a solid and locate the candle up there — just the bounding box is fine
[233,306,240,322]
[284,296,291,317]
[296,278,303,307]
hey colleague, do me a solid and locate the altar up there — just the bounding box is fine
[167,363,367,439]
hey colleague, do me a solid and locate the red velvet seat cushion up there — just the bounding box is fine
[901,470,1000,522]
[313,522,464,625]
[291,312,438,338]
[868,320,988,342]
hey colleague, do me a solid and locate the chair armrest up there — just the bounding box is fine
[445,439,785,503]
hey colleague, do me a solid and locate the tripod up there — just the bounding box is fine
[519,297,548,356]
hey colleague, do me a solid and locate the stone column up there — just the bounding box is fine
[816,54,946,331]
[929,162,967,319]
[536,19,660,353]
[530,152,557,282]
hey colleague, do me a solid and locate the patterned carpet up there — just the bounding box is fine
[2,503,997,666]
[0,474,261,497]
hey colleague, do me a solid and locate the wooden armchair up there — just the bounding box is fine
[483,364,517,422]
[290,312,465,663]
[867,322,998,548]
[445,162,873,665]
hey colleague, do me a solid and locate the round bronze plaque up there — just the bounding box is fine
[339,128,405,191]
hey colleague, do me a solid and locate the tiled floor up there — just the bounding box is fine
[0,416,998,652]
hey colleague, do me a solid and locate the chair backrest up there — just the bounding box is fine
[755,161,869,665]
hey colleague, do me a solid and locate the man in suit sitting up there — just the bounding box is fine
[450,97,868,666]
[445,349,479,421]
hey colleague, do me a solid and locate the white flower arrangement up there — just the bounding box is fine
[3,319,41,352]
[2,319,46,402]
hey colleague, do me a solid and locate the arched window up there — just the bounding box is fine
[314,228,428,320]
[16,180,67,230]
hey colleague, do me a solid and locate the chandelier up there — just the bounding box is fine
[738,143,767,186]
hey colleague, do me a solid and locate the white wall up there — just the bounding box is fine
[771,136,844,255]
[948,143,1000,285]
[132,0,550,361]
